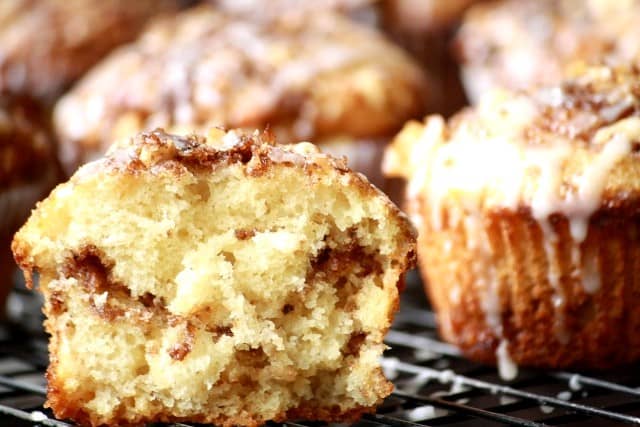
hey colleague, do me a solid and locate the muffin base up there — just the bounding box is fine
[417,197,640,369]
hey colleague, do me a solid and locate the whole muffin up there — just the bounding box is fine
[384,65,640,376]
[0,0,183,102]
[0,95,58,318]
[456,0,640,103]
[12,128,416,427]
[53,5,428,185]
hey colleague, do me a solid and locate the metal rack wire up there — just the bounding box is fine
[2,276,640,426]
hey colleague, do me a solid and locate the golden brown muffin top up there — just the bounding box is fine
[0,95,56,188]
[0,0,182,102]
[455,0,640,102]
[78,128,383,192]
[385,65,640,241]
[54,5,428,174]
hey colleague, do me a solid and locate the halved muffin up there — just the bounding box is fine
[53,5,428,186]
[385,64,640,376]
[13,128,416,426]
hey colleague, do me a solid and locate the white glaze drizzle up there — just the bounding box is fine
[567,131,632,242]
[581,244,601,294]
[385,76,640,376]
[381,357,400,380]
[30,411,48,422]
[500,395,518,405]
[406,406,437,421]
[570,245,581,279]
[450,377,470,394]
[569,374,583,391]
[496,340,518,381]
[540,226,570,343]
[527,142,571,331]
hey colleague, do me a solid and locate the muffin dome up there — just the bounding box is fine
[54,5,428,177]
[385,64,640,375]
[456,0,640,102]
[0,0,182,102]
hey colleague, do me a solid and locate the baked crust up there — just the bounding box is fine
[385,65,640,371]
[53,5,427,175]
[0,0,182,102]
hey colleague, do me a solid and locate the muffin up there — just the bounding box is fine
[380,0,484,116]
[12,128,417,426]
[384,64,640,376]
[0,0,183,102]
[53,5,428,186]
[456,0,640,103]
[0,95,58,318]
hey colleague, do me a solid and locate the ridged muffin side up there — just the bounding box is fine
[415,203,640,371]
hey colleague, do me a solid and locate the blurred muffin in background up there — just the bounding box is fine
[210,0,475,116]
[0,0,184,103]
[380,0,485,116]
[54,5,428,189]
[0,95,58,317]
[456,0,640,103]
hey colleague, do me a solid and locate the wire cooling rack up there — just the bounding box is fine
[2,272,640,426]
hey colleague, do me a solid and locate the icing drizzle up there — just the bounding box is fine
[384,65,640,375]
